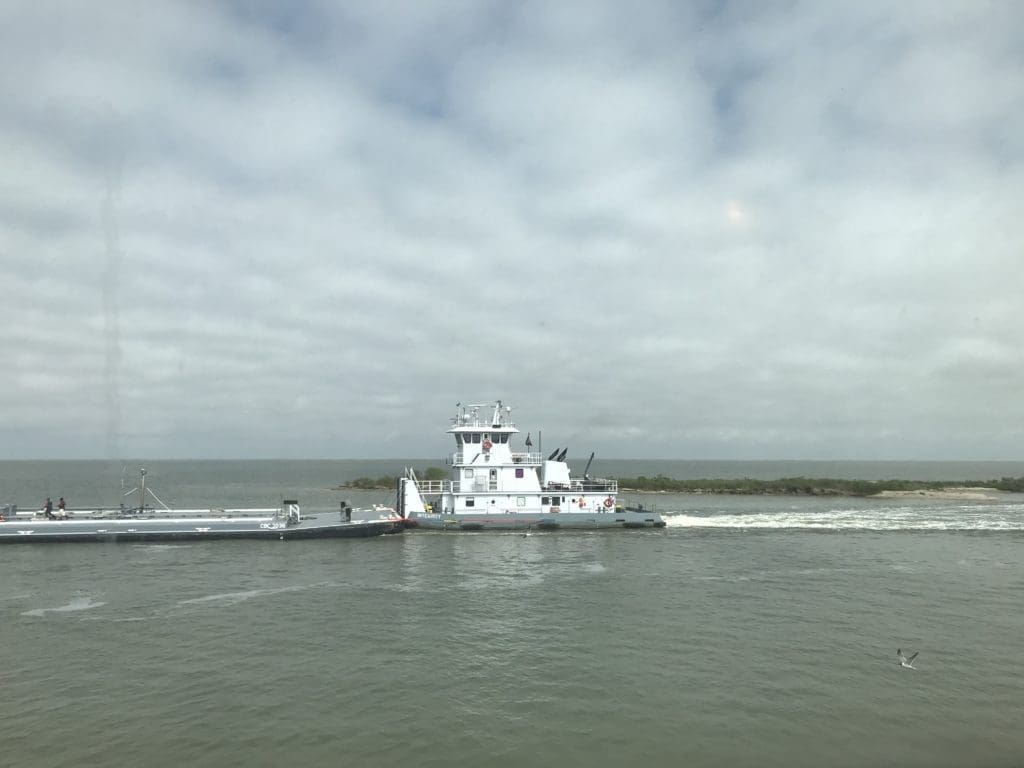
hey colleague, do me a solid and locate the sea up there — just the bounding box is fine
[3,459,1023,768]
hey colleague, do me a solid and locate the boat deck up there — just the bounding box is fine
[0,508,402,543]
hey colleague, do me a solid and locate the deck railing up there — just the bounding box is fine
[413,480,453,494]
[449,451,543,465]
[410,477,618,494]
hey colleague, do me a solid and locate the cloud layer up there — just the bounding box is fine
[2,1,1022,459]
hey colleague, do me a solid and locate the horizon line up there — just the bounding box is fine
[2,457,1023,464]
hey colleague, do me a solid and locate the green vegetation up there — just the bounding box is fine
[344,476,395,490]
[614,475,1024,496]
[341,467,446,490]
[340,470,1024,495]
[991,476,1024,492]
[342,473,1024,495]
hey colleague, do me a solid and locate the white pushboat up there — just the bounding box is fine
[396,401,665,531]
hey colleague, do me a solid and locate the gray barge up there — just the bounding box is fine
[0,503,400,543]
[1,469,402,543]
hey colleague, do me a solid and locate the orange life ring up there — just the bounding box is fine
[604,497,614,508]
[482,439,493,451]
[578,498,585,508]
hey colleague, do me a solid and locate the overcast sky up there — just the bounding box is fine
[2,1,1022,461]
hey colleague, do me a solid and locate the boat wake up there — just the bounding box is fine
[177,583,323,606]
[663,502,1024,531]
[22,597,107,617]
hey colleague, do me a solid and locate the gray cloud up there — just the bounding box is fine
[1,0,1022,460]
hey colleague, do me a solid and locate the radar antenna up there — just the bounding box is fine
[583,451,595,481]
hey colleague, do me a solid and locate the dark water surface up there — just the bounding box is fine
[3,461,1023,767]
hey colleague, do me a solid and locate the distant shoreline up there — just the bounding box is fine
[339,472,1023,498]
[621,486,1003,500]
[611,474,1024,497]
[870,487,1000,500]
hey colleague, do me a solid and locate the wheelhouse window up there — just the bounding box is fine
[465,497,475,507]
[515,468,524,478]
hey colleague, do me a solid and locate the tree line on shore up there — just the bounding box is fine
[340,470,1024,495]
[342,467,446,490]
[614,474,1024,495]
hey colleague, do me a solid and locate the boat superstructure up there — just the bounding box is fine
[396,401,665,531]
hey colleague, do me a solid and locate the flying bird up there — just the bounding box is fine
[897,649,919,669]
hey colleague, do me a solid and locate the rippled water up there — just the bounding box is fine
[3,462,1024,767]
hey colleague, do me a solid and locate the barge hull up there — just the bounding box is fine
[407,512,665,531]
[0,520,397,544]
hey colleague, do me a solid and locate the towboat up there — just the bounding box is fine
[396,401,665,531]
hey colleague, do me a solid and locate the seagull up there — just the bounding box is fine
[897,648,919,669]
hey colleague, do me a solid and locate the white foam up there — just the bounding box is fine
[179,589,268,605]
[177,584,315,606]
[22,597,107,617]
[662,503,1024,531]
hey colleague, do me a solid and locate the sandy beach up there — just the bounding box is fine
[871,487,1001,500]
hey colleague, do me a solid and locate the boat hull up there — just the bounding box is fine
[406,511,665,531]
[0,517,398,544]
